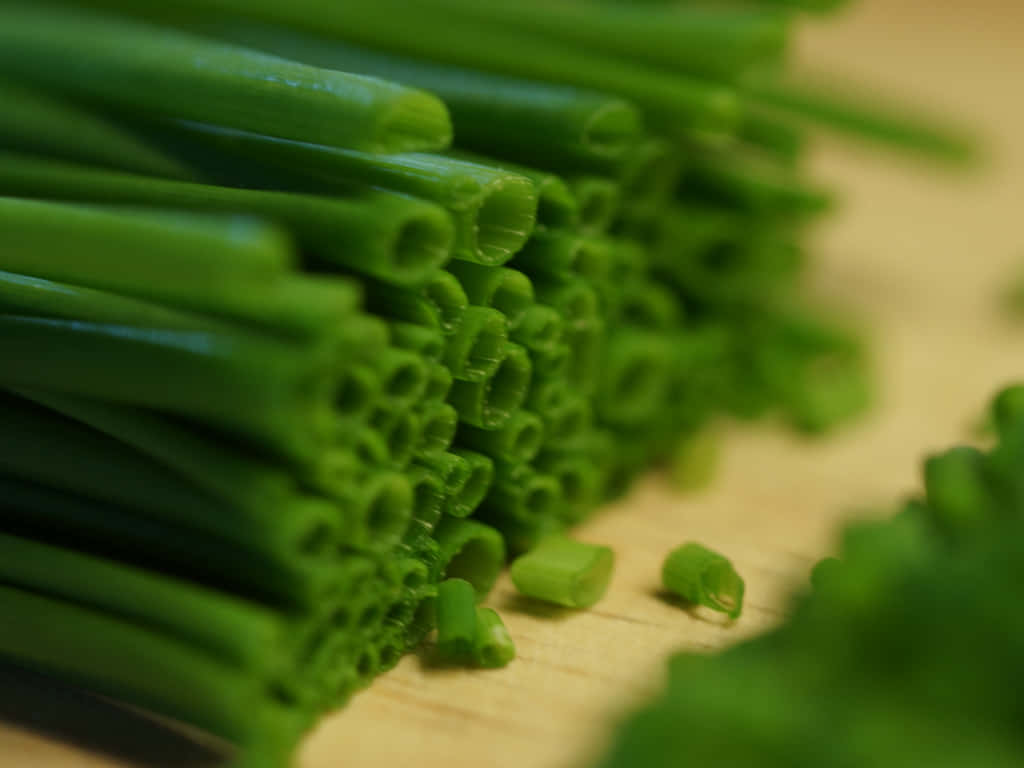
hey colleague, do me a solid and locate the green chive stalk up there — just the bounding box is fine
[443,307,509,383]
[435,578,478,660]
[0,153,453,286]
[445,263,535,325]
[433,518,506,598]
[415,402,459,459]
[0,80,191,178]
[509,535,614,608]
[457,410,545,465]
[661,542,745,618]
[448,343,532,429]
[568,176,621,234]
[446,449,495,518]
[0,3,452,153]
[510,305,565,354]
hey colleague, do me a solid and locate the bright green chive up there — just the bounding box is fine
[509,535,614,609]
[443,307,509,383]
[459,410,546,465]
[434,518,506,598]
[447,449,495,518]
[473,607,515,669]
[445,262,535,325]
[568,176,621,234]
[435,578,478,661]
[661,542,745,619]
[448,343,532,429]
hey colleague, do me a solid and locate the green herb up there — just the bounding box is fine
[435,578,478,661]
[661,542,744,618]
[509,535,614,608]
[473,607,515,668]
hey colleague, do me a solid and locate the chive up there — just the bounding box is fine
[368,407,422,469]
[661,542,744,619]
[743,77,976,163]
[445,263,535,325]
[532,274,601,327]
[448,343,533,429]
[568,176,621,234]
[540,396,594,449]
[991,385,1024,440]
[168,122,537,266]
[531,343,572,380]
[443,306,509,383]
[526,377,570,420]
[0,584,299,746]
[0,4,451,154]
[340,471,413,552]
[399,0,790,81]
[363,272,469,333]
[155,0,737,137]
[391,323,446,362]
[433,518,506,598]
[0,153,453,286]
[0,315,334,463]
[509,535,614,609]
[512,230,589,277]
[534,451,602,524]
[479,464,561,534]
[452,151,580,229]
[923,447,993,533]
[202,23,643,164]
[572,237,615,284]
[0,532,286,676]
[415,402,458,459]
[0,393,340,567]
[17,389,298,520]
[425,361,455,403]
[447,449,495,518]
[613,282,684,331]
[401,467,445,545]
[370,347,429,408]
[565,321,607,395]
[458,410,546,465]
[0,476,337,610]
[473,607,515,669]
[740,108,809,165]
[598,331,675,428]
[0,80,191,179]
[435,578,478,661]
[510,305,565,353]
[417,452,473,509]
[615,139,684,204]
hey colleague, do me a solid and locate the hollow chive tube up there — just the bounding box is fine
[0,394,340,564]
[370,346,429,408]
[362,271,468,334]
[452,151,579,230]
[0,315,335,464]
[201,23,643,166]
[541,396,594,449]
[168,123,537,267]
[526,377,570,421]
[161,0,738,138]
[390,323,445,362]
[445,262,535,325]
[449,343,532,429]
[433,518,506,598]
[533,343,572,381]
[436,578,478,661]
[661,542,744,619]
[473,607,515,669]
[595,330,674,427]
[568,176,621,234]
[447,449,494,518]
[0,80,191,179]
[458,410,545,465]
[334,365,379,423]
[425,361,454,403]
[415,402,458,459]
[511,230,586,277]
[443,306,509,383]
[402,467,445,545]
[534,451,601,524]
[533,274,601,328]
[0,4,451,154]
[0,476,337,610]
[339,471,413,552]
[479,464,561,531]
[614,281,685,331]
[509,536,614,609]
[511,305,565,354]
[0,532,286,676]
[420,269,469,335]
[0,584,302,747]
[0,153,453,286]
[369,408,422,469]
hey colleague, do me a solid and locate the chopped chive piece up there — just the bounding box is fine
[661,542,744,619]
[434,518,506,598]
[435,578,478,661]
[509,535,614,608]
[473,607,515,669]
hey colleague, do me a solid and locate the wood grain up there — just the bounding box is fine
[1,1,1021,766]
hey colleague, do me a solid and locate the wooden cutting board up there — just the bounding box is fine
[2,1,1021,766]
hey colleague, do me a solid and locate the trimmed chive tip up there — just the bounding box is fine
[509,536,614,609]
[435,578,478,660]
[661,542,744,619]
[473,607,515,669]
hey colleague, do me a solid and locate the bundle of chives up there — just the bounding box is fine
[0,0,971,763]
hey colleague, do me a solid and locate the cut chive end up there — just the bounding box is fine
[472,176,539,266]
[510,536,614,609]
[377,88,453,154]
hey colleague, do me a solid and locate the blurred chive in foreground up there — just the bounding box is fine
[598,385,1024,768]
[0,0,970,765]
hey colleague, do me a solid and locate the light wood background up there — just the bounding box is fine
[2,1,1022,766]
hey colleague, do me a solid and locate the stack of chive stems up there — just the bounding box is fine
[0,0,968,765]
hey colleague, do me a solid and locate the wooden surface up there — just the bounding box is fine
[2,1,1023,766]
